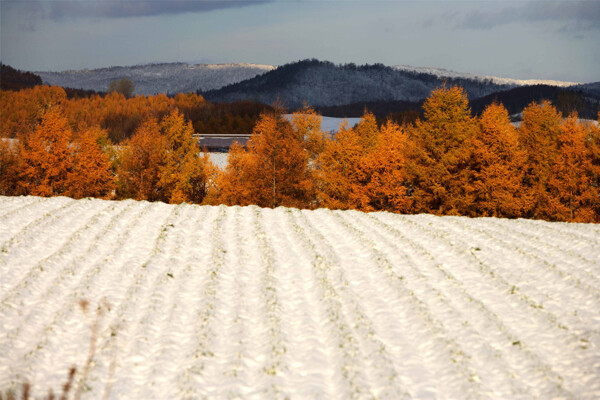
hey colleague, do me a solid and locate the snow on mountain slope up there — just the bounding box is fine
[1,196,599,399]
[36,63,275,95]
[393,65,579,87]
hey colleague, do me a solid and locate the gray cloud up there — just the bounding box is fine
[2,0,271,20]
[460,1,600,31]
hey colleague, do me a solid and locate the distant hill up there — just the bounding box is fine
[470,85,599,120]
[202,59,524,108]
[392,65,579,88]
[316,85,599,121]
[0,63,42,91]
[36,62,275,95]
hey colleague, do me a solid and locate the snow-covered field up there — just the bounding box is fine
[1,196,599,399]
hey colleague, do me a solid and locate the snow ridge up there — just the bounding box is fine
[1,196,599,399]
[36,63,275,95]
[393,65,579,87]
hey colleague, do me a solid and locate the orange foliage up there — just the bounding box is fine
[1,86,206,143]
[407,86,478,215]
[117,118,167,201]
[472,102,529,217]
[358,121,412,212]
[159,110,215,204]
[0,86,67,138]
[0,139,23,195]
[547,115,597,222]
[214,141,253,206]
[2,84,597,223]
[218,111,312,208]
[18,108,73,196]
[517,101,562,219]
[65,126,115,199]
[316,119,367,210]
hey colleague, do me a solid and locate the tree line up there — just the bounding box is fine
[0,85,270,144]
[1,85,599,222]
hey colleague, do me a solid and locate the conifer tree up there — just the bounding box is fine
[66,126,115,199]
[0,139,23,196]
[407,86,478,215]
[290,106,326,202]
[159,110,214,204]
[219,111,312,208]
[290,106,325,163]
[215,141,253,206]
[472,102,528,217]
[358,121,412,212]
[518,100,562,219]
[117,118,167,201]
[547,114,596,222]
[19,108,73,196]
[589,113,600,219]
[315,112,379,210]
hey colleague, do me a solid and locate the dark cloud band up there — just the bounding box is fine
[460,0,600,31]
[3,0,271,20]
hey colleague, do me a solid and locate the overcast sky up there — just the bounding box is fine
[1,0,599,83]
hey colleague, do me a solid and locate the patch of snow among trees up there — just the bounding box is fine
[1,196,599,399]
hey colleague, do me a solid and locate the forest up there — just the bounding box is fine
[1,83,599,222]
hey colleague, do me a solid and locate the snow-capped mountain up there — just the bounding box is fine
[35,60,597,113]
[36,62,275,95]
[202,59,520,108]
[393,65,579,88]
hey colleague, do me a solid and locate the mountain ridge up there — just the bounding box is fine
[36,62,275,95]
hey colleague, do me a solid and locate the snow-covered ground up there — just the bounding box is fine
[284,114,362,135]
[202,152,229,170]
[1,196,599,399]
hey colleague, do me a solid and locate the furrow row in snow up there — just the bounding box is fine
[0,196,599,399]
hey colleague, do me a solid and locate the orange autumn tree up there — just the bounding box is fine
[66,126,115,199]
[218,110,312,208]
[290,106,327,202]
[1,85,67,138]
[357,121,412,213]
[547,114,597,222]
[0,139,23,196]
[518,100,562,220]
[472,102,529,218]
[290,106,326,165]
[407,86,478,216]
[589,113,600,218]
[213,141,253,206]
[159,110,215,204]
[18,108,73,196]
[316,113,378,210]
[117,118,167,201]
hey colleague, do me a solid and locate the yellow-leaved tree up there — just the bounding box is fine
[407,86,478,215]
[218,110,312,208]
[547,114,597,222]
[315,113,377,210]
[358,121,413,213]
[19,108,73,196]
[66,126,115,199]
[117,118,167,201]
[159,110,215,204]
[517,100,562,219]
[472,102,529,217]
